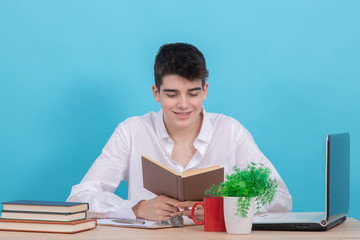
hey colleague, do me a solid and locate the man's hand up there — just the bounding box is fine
[172,201,204,223]
[132,195,179,221]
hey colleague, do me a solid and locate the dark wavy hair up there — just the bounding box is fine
[154,43,209,90]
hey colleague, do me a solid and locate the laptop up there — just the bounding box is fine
[253,132,350,231]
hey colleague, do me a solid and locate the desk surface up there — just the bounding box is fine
[0,218,359,240]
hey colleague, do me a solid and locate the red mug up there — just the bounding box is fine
[191,197,226,232]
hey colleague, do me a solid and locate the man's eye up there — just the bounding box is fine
[189,93,199,97]
[166,94,176,97]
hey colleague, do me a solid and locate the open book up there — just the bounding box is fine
[141,155,224,201]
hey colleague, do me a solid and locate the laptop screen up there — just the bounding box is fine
[326,132,350,221]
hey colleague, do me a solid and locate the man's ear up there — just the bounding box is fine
[202,82,209,101]
[152,84,160,102]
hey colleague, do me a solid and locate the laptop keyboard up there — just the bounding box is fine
[254,212,324,223]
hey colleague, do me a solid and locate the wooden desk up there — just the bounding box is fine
[0,218,358,240]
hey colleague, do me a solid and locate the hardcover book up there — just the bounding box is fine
[0,219,96,233]
[0,210,87,222]
[2,200,89,214]
[142,155,224,201]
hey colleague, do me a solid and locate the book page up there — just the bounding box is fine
[180,165,223,178]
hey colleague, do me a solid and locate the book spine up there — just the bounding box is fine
[177,176,185,202]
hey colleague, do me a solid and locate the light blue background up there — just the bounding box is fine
[1,1,359,219]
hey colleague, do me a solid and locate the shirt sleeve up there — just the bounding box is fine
[67,123,139,219]
[234,123,293,213]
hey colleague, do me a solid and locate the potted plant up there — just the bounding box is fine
[205,162,277,234]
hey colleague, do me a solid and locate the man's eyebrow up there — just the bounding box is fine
[163,89,178,92]
[188,87,202,92]
[162,87,202,92]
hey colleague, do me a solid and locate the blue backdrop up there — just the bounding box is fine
[1,0,359,219]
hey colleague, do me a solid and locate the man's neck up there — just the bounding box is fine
[165,113,203,144]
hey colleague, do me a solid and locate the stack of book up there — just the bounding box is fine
[0,200,97,233]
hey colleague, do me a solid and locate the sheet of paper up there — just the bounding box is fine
[97,217,195,229]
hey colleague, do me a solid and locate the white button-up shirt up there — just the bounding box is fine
[67,109,292,219]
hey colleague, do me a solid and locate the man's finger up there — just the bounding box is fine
[157,201,179,213]
[175,201,197,209]
[158,195,180,206]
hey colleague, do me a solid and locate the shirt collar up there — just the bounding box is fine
[196,107,213,145]
[154,109,169,141]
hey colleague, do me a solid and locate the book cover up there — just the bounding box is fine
[142,155,224,201]
[1,210,87,222]
[0,218,97,233]
[2,200,89,213]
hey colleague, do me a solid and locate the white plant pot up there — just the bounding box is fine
[223,197,254,234]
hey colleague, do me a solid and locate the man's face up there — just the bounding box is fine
[152,74,208,132]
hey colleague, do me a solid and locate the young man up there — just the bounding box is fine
[67,43,292,221]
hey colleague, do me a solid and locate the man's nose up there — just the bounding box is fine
[177,95,188,108]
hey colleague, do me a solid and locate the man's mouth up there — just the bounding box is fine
[173,111,192,118]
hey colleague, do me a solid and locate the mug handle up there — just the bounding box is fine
[191,202,204,225]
